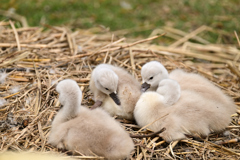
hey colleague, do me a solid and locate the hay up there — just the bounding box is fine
[0,20,240,159]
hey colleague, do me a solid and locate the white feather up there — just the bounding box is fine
[0,72,8,84]
[10,86,20,94]
[0,99,7,107]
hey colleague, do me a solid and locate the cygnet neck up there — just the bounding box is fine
[157,79,181,106]
[53,98,81,127]
[63,100,81,119]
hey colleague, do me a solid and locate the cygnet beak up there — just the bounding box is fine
[109,92,121,105]
[141,82,151,92]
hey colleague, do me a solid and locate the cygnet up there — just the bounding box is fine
[134,77,235,142]
[89,64,141,120]
[48,79,134,159]
[140,61,236,115]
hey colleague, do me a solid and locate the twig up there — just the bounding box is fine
[214,138,239,145]
[130,128,166,138]
[226,60,240,78]
[138,113,169,133]
[166,140,179,155]
[88,33,166,58]
[170,25,209,47]
[129,48,136,76]
[3,92,20,99]
[234,31,240,47]
[9,20,21,51]
[163,26,210,44]
[66,29,75,55]
[0,51,31,67]
[206,140,240,156]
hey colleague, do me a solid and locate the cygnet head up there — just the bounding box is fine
[141,61,169,92]
[56,79,82,106]
[93,65,120,105]
[157,79,181,105]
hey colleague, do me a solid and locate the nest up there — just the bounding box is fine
[0,20,240,159]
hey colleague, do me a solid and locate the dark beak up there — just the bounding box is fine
[109,92,121,105]
[141,82,151,92]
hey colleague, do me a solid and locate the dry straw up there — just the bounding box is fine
[0,20,240,159]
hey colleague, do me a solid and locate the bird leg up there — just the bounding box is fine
[91,100,102,110]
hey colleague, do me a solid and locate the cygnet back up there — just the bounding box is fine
[169,69,236,115]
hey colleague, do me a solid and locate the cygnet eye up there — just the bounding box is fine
[105,88,109,90]
[149,76,153,80]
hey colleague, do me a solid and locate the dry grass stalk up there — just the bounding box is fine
[170,25,209,47]
[163,26,210,44]
[9,21,21,51]
[0,21,240,159]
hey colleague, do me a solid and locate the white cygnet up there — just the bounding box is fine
[89,64,141,120]
[134,77,235,142]
[48,79,134,159]
[141,61,236,115]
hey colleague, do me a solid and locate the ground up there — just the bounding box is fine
[0,1,240,159]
